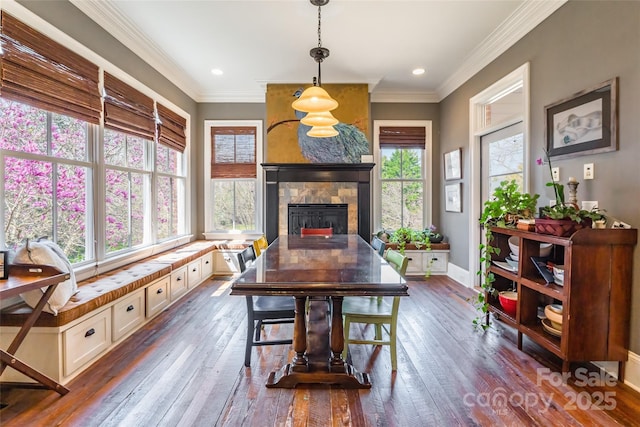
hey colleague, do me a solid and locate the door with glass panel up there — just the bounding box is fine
[480,121,524,204]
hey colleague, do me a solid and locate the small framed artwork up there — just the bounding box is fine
[0,251,8,280]
[545,77,618,160]
[444,148,462,180]
[445,183,462,213]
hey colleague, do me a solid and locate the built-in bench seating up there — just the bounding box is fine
[0,239,251,385]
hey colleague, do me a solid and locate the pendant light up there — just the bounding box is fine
[292,0,339,137]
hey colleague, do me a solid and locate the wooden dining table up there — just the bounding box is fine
[230,234,408,388]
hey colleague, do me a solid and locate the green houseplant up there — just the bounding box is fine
[536,152,605,236]
[473,180,539,331]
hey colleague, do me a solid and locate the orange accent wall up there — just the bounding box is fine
[265,83,370,163]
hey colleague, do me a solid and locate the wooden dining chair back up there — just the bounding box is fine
[300,227,333,237]
[252,235,269,257]
[371,236,386,257]
[341,248,408,370]
[237,246,295,367]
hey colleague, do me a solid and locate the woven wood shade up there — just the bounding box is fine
[103,72,155,140]
[210,127,256,179]
[379,126,426,148]
[0,12,101,124]
[157,103,186,152]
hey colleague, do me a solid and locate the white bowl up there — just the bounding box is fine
[508,236,520,257]
[505,256,518,269]
[553,265,565,278]
[508,236,553,258]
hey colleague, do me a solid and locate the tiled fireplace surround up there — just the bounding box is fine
[263,163,374,243]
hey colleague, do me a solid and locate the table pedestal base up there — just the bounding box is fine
[266,363,371,388]
[265,297,371,389]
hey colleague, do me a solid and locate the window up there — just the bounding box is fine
[156,144,186,240]
[204,121,262,236]
[378,126,428,231]
[0,12,190,269]
[0,99,94,263]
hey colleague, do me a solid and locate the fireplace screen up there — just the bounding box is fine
[288,204,348,235]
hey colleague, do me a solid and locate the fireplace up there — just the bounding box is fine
[288,203,348,235]
[262,163,374,243]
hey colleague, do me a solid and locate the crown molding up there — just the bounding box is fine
[370,91,440,103]
[436,0,567,101]
[69,0,201,100]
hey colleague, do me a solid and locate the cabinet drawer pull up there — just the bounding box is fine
[408,257,413,261]
[157,288,164,294]
[126,305,134,312]
[176,277,182,281]
[85,328,95,338]
[205,260,210,265]
[192,268,197,272]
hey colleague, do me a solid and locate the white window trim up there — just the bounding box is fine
[372,120,433,233]
[467,62,530,288]
[203,120,263,240]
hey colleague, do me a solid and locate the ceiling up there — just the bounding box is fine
[70,0,565,103]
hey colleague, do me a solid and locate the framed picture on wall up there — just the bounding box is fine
[545,77,618,160]
[445,183,462,212]
[444,148,462,180]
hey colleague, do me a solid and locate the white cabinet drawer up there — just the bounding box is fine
[187,258,202,289]
[112,289,145,342]
[404,251,423,275]
[425,251,448,274]
[200,252,214,279]
[146,277,170,318]
[214,251,240,274]
[64,308,111,376]
[170,266,188,300]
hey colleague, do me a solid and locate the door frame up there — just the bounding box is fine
[467,63,530,287]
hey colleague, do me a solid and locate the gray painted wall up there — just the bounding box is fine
[439,0,640,352]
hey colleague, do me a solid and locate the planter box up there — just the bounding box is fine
[535,218,592,237]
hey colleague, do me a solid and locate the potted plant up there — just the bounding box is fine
[536,152,604,236]
[473,180,539,331]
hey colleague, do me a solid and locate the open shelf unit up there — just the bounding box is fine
[485,226,637,378]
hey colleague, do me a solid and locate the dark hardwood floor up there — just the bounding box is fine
[1,275,639,426]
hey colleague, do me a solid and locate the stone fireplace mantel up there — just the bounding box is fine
[262,163,374,243]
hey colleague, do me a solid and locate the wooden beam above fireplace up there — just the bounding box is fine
[262,163,374,243]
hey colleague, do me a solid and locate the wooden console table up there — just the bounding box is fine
[0,264,71,395]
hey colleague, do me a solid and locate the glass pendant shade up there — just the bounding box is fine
[292,86,339,113]
[307,125,339,138]
[300,110,339,127]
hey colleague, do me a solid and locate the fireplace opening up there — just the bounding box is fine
[288,203,348,235]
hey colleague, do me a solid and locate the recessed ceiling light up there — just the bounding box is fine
[211,68,223,76]
[412,68,425,76]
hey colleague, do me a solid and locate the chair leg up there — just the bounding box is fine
[375,324,382,341]
[342,317,351,361]
[255,320,263,341]
[245,320,255,367]
[390,321,397,371]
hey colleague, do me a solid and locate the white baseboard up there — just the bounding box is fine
[447,263,471,288]
[623,351,640,392]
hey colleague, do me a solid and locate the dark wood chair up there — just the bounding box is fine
[237,246,295,367]
[300,227,333,237]
[342,249,408,370]
[371,236,386,257]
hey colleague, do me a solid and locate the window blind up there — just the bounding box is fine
[103,72,155,140]
[157,103,186,152]
[210,127,256,179]
[0,11,101,124]
[379,126,426,148]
